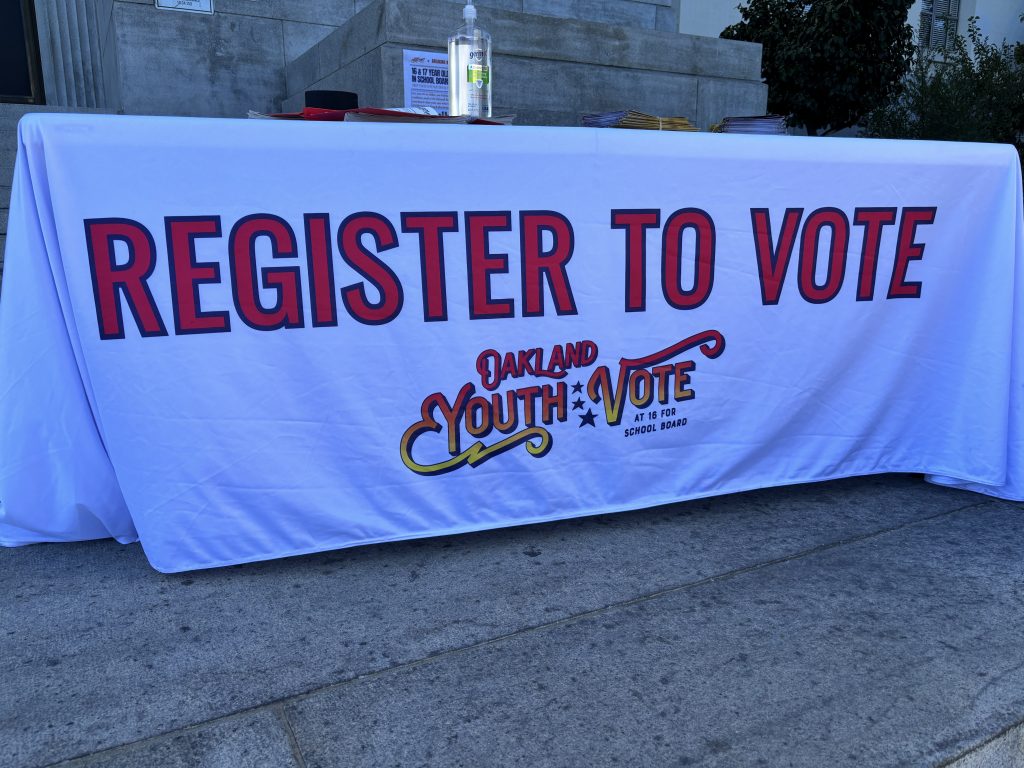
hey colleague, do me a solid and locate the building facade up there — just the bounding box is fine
[4,1,1023,114]
[910,0,1024,50]
[2,0,690,115]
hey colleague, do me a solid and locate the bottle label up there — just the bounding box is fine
[467,65,490,88]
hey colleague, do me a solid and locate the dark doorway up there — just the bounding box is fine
[1,0,45,104]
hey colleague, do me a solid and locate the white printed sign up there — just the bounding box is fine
[155,0,214,14]
[403,49,450,115]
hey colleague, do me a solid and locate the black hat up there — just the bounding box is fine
[305,90,359,110]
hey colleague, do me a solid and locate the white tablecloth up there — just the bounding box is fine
[1,114,1021,572]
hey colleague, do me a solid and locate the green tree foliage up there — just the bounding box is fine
[862,19,1024,163]
[721,0,916,136]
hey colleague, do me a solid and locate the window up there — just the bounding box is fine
[0,0,45,104]
[919,0,961,51]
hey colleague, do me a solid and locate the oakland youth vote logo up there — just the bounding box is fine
[399,330,725,475]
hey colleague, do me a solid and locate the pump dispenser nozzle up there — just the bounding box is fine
[463,0,477,21]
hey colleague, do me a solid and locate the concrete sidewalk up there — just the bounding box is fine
[2,475,1023,767]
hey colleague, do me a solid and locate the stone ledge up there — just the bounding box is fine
[286,0,763,105]
[284,0,765,127]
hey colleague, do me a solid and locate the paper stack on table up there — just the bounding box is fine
[582,110,698,131]
[343,108,516,124]
[248,107,514,125]
[713,115,788,135]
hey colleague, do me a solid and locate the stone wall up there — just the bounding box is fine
[488,0,677,31]
[675,0,740,38]
[77,0,361,117]
[284,0,766,129]
[32,0,682,118]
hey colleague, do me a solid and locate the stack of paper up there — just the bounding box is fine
[582,110,698,132]
[344,109,515,125]
[342,108,472,124]
[713,115,788,135]
[249,107,514,126]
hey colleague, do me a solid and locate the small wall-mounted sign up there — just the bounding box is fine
[155,0,214,14]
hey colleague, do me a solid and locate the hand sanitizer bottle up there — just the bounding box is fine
[448,0,492,118]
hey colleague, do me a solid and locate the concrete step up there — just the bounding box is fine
[0,131,18,159]
[0,153,13,192]
[0,106,111,290]
[0,104,52,122]
[1,187,7,289]
[0,102,109,121]
[0,105,110,219]
[1,118,18,196]
[0,103,111,130]
[0,104,103,158]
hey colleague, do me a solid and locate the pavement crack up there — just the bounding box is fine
[274,704,308,768]
[934,714,1024,767]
